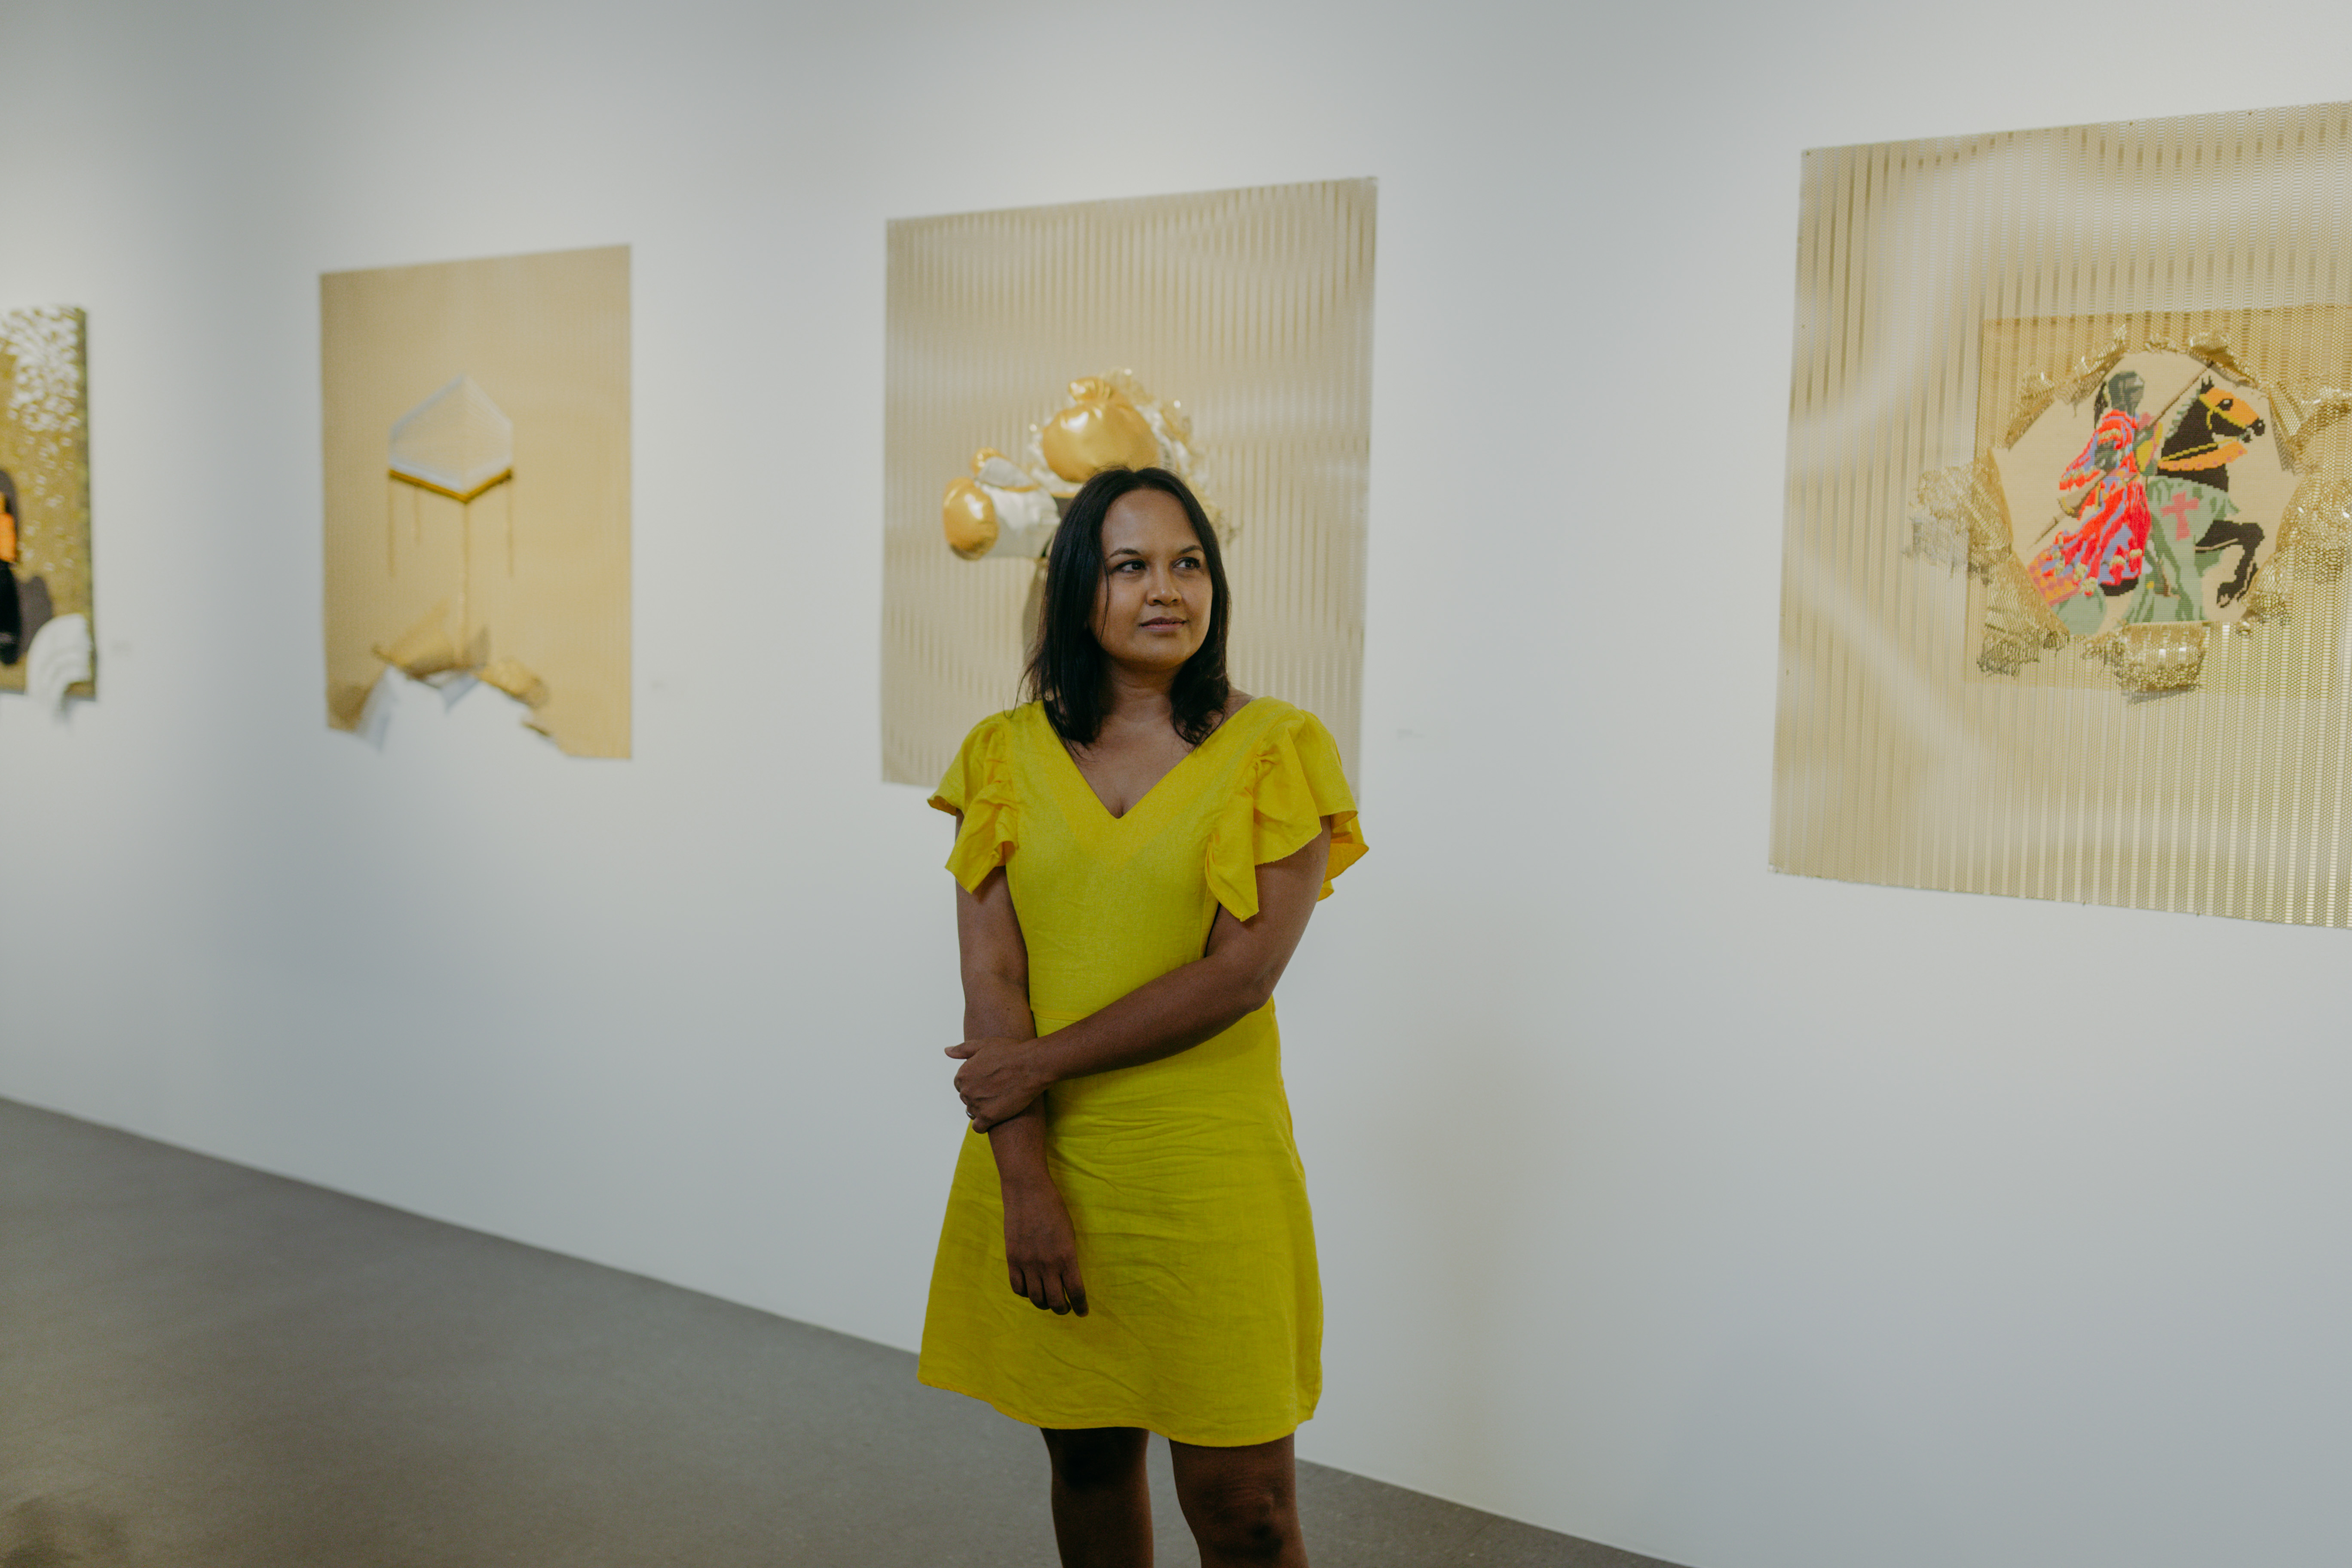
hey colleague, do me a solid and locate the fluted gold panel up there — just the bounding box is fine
[1775,103,2352,925]
[882,180,1376,786]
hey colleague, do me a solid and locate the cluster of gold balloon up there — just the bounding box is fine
[941,373,1227,561]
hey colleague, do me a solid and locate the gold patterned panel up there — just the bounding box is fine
[0,306,92,698]
[1775,104,2352,925]
[882,180,1377,787]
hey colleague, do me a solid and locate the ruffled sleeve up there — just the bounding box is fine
[1204,708,1369,922]
[929,712,1019,892]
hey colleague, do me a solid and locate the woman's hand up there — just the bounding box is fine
[946,1036,1054,1132]
[1000,1173,1088,1316]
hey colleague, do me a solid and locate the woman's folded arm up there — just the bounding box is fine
[955,849,1087,1315]
[951,823,1332,1130]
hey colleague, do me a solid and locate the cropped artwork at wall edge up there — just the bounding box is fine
[321,245,631,757]
[882,179,1377,786]
[1774,102,2352,925]
[0,305,94,709]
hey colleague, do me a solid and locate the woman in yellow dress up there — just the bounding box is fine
[922,466,1365,1566]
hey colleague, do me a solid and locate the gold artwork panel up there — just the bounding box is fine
[0,306,92,700]
[1776,103,2352,925]
[321,245,631,758]
[882,180,1376,787]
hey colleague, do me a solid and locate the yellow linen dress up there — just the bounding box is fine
[918,697,1366,1446]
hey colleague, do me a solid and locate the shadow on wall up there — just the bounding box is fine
[2,1495,133,1566]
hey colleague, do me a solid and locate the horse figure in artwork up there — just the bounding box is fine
[2153,379,2266,608]
[2029,371,2270,631]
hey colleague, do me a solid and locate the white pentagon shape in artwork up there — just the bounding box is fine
[1991,350,2296,640]
[389,375,515,501]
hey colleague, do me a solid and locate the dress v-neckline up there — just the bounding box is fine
[1050,698,1262,823]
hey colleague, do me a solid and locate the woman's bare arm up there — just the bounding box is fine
[953,850,1089,1316]
[950,824,1332,1130]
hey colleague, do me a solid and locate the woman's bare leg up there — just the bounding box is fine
[1040,1425,1152,1568]
[1168,1433,1306,1567]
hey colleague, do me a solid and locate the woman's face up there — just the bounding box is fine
[1090,488,1213,675]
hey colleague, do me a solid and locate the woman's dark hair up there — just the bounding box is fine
[1026,466,1231,747]
[0,469,16,522]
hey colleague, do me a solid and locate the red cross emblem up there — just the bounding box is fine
[2161,490,2200,540]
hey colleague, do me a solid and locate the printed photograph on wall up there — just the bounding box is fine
[1774,102,2352,926]
[0,305,94,710]
[882,179,1377,786]
[321,245,630,757]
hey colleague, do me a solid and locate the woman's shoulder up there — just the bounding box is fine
[954,700,1046,752]
[1213,694,1331,747]
[933,702,1047,811]
[1201,697,1348,793]
[1225,697,1350,789]
[1199,694,1364,918]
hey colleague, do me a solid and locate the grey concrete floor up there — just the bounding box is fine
[2,1097,1684,1567]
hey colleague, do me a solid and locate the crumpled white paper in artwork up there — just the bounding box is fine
[24,612,90,713]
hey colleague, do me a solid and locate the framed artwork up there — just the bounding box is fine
[0,305,93,707]
[321,245,631,757]
[1774,102,2352,925]
[882,179,1377,786]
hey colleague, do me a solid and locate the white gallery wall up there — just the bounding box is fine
[6,2,2352,1563]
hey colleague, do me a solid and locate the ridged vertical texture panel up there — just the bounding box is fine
[882,180,1376,787]
[1774,104,2352,925]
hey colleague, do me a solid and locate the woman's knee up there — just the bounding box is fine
[1183,1471,1297,1561]
[1041,1425,1148,1491]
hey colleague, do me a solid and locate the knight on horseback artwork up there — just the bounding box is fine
[1999,352,2285,639]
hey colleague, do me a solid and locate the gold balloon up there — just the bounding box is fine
[941,477,1000,559]
[1040,377,1161,484]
